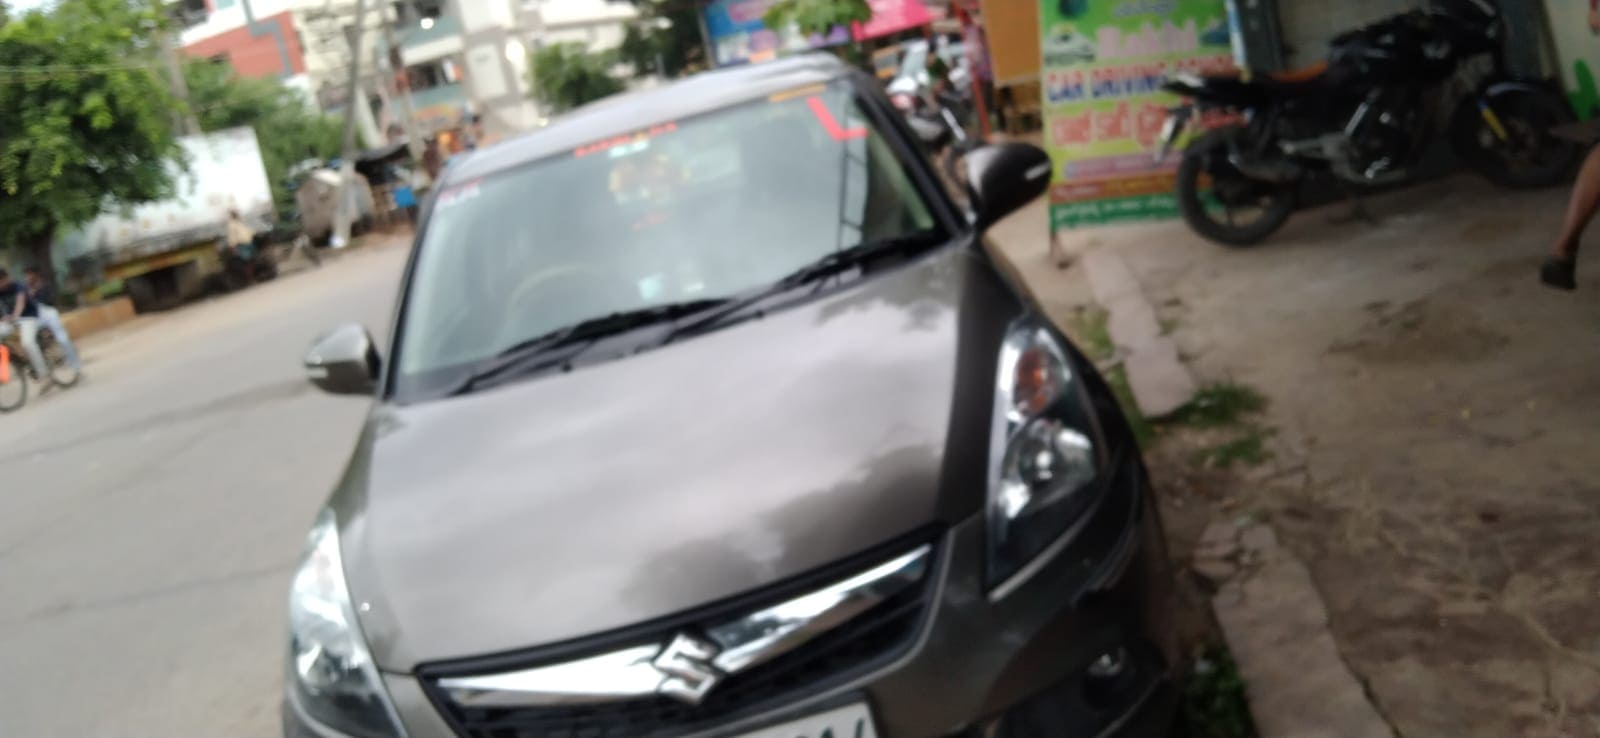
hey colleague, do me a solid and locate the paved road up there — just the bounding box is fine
[0,240,411,737]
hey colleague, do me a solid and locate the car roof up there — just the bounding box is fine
[442,54,854,184]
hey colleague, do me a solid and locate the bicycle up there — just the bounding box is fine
[37,327,79,388]
[0,325,80,412]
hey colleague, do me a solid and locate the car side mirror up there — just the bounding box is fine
[304,323,380,396]
[965,142,1053,230]
[906,116,950,149]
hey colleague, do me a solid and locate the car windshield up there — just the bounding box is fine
[392,81,939,399]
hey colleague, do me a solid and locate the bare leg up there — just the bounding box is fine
[1540,146,1600,290]
[1553,145,1600,260]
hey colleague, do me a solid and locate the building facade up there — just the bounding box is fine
[180,0,640,143]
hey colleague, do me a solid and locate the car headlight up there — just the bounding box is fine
[287,509,406,738]
[986,320,1104,590]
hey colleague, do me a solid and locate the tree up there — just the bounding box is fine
[528,43,626,114]
[0,0,182,271]
[763,0,871,38]
[616,1,707,80]
[184,60,343,220]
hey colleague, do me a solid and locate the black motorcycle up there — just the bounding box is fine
[1157,0,1580,246]
[216,237,280,293]
[891,79,981,190]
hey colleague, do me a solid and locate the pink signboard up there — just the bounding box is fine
[852,0,934,41]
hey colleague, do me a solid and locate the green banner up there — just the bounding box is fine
[1039,0,1234,232]
[1543,0,1600,119]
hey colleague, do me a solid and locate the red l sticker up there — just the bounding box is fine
[806,97,868,141]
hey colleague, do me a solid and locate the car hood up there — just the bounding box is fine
[335,246,1018,670]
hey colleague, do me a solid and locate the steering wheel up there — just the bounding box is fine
[498,262,608,343]
[504,262,607,313]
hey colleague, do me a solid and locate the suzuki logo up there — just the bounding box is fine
[653,633,724,704]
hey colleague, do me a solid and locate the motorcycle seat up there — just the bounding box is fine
[1266,62,1329,84]
[1209,62,1328,94]
[1174,64,1325,104]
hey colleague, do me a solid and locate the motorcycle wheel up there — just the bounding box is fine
[40,331,79,388]
[1176,126,1297,247]
[1454,88,1581,189]
[0,357,29,412]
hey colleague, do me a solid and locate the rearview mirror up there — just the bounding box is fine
[304,323,380,396]
[965,142,1053,229]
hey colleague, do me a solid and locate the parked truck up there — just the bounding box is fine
[55,127,275,312]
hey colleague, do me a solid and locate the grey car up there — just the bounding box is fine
[285,55,1176,738]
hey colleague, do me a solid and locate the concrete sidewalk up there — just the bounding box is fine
[987,196,1392,738]
[995,175,1600,738]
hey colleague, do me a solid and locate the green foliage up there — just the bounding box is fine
[1192,426,1275,469]
[1170,382,1268,428]
[762,0,871,38]
[183,60,342,220]
[0,0,183,259]
[1067,307,1115,362]
[1106,365,1156,448]
[528,43,625,114]
[616,1,706,79]
[1182,644,1258,738]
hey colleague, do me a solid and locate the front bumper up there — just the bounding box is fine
[286,454,1176,738]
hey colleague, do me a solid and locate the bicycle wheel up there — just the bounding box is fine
[0,358,29,412]
[40,332,78,388]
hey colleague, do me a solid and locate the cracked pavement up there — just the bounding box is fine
[0,240,409,737]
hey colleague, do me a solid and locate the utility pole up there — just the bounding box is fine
[379,1,425,161]
[332,0,371,250]
[160,26,201,136]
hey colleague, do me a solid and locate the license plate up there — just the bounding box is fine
[736,702,878,738]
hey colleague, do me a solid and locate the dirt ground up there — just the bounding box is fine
[1069,174,1600,737]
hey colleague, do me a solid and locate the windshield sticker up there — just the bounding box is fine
[609,138,650,159]
[805,97,868,142]
[636,274,666,301]
[574,122,679,159]
[768,83,827,103]
[435,181,482,210]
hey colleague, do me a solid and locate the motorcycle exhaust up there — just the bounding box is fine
[1227,148,1303,183]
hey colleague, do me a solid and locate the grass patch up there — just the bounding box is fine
[1170,382,1268,428]
[1066,307,1115,362]
[1192,425,1275,469]
[1182,644,1259,738]
[1105,365,1157,448]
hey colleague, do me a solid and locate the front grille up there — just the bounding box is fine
[420,550,933,738]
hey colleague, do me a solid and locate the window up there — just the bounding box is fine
[395,0,445,22]
[173,0,209,28]
[405,60,457,91]
[391,81,940,399]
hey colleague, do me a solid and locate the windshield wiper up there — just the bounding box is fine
[449,299,728,395]
[663,230,945,343]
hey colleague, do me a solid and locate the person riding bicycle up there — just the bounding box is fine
[0,268,51,385]
[227,209,257,261]
[25,266,80,372]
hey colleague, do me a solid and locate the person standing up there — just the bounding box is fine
[0,268,50,385]
[421,135,443,181]
[24,266,79,372]
[1542,0,1600,290]
[463,114,486,151]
